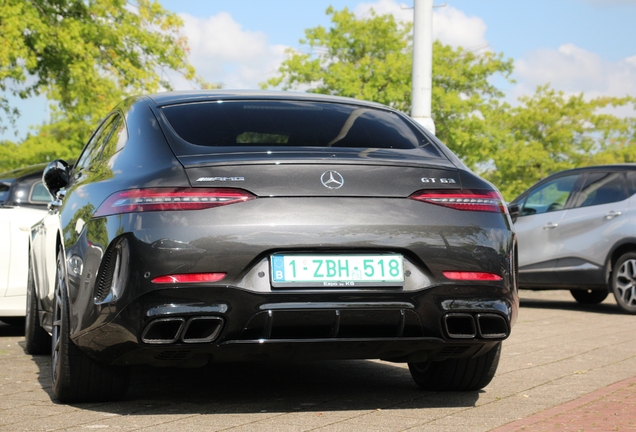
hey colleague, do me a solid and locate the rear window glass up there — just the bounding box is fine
[30,182,52,203]
[0,182,10,203]
[160,101,440,156]
[571,172,628,208]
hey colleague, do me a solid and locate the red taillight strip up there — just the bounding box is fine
[443,271,503,281]
[94,188,255,217]
[409,189,506,213]
[152,273,227,284]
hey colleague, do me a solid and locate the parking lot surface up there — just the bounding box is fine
[1,290,635,431]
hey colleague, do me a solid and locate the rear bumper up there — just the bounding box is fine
[72,283,517,367]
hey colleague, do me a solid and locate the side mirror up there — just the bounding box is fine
[43,159,71,197]
[507,203,520,223]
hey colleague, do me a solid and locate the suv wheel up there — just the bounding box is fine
[569,289,608,305]
[611,252,636,314]
[408,342,501,391]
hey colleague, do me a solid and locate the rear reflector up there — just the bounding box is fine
[409,189,506,213]
[443,271,503,281]
[94,188,255,217]
[152,273,227,284]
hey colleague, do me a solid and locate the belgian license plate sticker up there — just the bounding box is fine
[271,254,404,286]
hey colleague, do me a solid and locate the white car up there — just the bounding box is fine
[0,164,52,325]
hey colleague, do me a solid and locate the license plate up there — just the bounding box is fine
[271,254,404,287]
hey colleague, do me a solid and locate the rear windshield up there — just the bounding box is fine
[161,101,441,156]
[0,181,11,203]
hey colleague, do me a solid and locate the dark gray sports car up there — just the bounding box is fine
[26,90,518,402]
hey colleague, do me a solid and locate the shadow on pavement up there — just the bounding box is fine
[26,351,482,413]
[0,321,25,337]
[520,295,625,315]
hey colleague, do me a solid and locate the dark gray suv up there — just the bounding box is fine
[510,164,636,313]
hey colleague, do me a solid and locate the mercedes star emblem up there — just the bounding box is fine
[321,170,344,189]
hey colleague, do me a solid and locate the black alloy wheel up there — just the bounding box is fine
[408,342,502,391]
[569,289,609,305]
[51,250,130,403]
[611,252,636,314]
[24,254,51,355]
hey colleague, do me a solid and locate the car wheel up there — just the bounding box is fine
[51,250,130,403]
[611,252,636,314]
[24,255,51,355]
[569,289,608,305]
[408,342,502,391]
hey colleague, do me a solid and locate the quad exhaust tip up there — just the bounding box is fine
[476,313,509,339]
[444,313,509,339]
[141,316,224,344]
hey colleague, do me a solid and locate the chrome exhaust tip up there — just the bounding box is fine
[181,316,224,343]
[476,313,509,339]
[141,318,185,344]
[443,313,476,339]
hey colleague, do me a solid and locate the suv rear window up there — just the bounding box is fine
[161,101,441,156]
[0,181,11,203]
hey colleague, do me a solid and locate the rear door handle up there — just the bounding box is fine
[543,222,558,229]
[605,211,622,219]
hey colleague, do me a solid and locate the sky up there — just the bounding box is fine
[3,0,636,141]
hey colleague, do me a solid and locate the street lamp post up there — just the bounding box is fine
[411,0,435,135]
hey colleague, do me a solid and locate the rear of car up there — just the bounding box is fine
[28,91,518,402]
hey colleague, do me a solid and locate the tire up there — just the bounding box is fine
[570,289,608,305]
[611,252,636,314]
[24,254,51,355]
[408,342,502,391]
[51,250,129,403]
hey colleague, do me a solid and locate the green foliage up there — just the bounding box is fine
[0,0,208,171]
[264,7,413,112]
[264,6,635,200]
[262,6,515,168]
[485,86,636,199]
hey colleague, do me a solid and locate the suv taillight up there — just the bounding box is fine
[94,188,255,217]
[409,189,506,213]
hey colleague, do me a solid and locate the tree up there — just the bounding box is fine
[264,6,636,200]
[262,6,514,169]
[0,0,209,171]
[485,86,636,199]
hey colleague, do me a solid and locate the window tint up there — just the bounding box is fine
[75,114,122,172]
[521,174,579,216]
[30,182,52,203]
[100,115,127,158]
[571,172,628,208]
[627,171,636,196]
[161,101,441,157]
[0,182,10,202]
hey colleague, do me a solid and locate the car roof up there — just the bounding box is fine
[545,164,636,178]
[0,162,48,182]
[144,90,391,110]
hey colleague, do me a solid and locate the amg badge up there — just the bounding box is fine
[196,177,245,182]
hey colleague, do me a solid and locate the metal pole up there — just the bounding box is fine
[411,0,435,134]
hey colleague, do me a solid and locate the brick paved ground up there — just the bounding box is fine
[493,376,636,431]
[0,289,635,431]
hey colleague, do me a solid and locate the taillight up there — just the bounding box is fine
[443,271,503,281]
[152,273,226,284]
[409,189,506,213]
[94,188,255,217]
